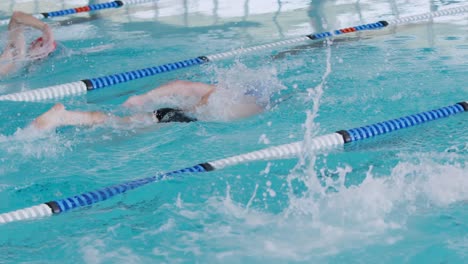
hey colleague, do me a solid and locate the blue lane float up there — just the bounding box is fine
[83,57,208,90]
[47,164,211,213]
[42,1,123,18]
[0,0,156,26]
[0,5,466,102]
[0,101,466,224]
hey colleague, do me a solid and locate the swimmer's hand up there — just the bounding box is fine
[123,95,149,108]
[42,25,54,46]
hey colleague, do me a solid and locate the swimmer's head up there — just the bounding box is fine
[29,37,57,59]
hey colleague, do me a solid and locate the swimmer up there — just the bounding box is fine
[0,11,56,76]
[31,80,268,131]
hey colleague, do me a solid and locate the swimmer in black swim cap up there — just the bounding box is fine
[153,108,197,123]
[0,11,56,76]
[30,80,268,131]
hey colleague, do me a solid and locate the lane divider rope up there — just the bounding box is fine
[0,5,466,102]
[0,0,157,26]
[0,101,466,224]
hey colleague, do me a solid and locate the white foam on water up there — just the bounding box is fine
[195,61,286,121]
[0,126,73,159]
[135,218,176,240]
[79,236,144,264]
[446,236,468,258]
[153,155,466,262]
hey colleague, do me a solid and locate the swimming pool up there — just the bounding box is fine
[0,0,467,262]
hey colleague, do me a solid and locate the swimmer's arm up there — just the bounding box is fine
[9,11,49,31]
[9,11,53,45]
[0,12,30,75]
[147,80,215,98]
[123,80,215,107]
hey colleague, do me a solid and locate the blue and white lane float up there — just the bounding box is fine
[0,0,156,26]
[0,101,466,224]
[0,5,466,102]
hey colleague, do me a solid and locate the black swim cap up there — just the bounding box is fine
[154,108,197,123]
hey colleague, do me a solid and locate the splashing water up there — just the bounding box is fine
[198,61,287,121]
[285,38,334,209]
[144,153,467,262]
[0,127,73,159]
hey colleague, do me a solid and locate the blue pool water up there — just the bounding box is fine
[0,0,467,262]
